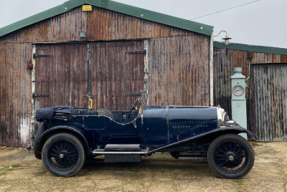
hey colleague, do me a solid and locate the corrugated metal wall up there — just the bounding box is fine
[214,48,287,141]
[251,64,287,141]
[0,6,210,146]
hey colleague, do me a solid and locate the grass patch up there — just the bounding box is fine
[5,148,15,150]
[11,164,20,168]
[235,179,246,192]
[129,172,142,180]
[0,171,6,175]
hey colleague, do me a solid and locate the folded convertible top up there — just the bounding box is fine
[36,106,75,122]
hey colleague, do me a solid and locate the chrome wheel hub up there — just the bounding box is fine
[228,155,234,161]
[59,154,64,159]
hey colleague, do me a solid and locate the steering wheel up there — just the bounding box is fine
[128,99,140,118]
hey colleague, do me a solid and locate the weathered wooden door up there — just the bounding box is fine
[34,41,144,110]
[90,41,144,110]
[35,44,88,109]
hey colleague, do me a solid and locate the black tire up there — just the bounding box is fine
[207,134,254,179]
[42,133,85,177]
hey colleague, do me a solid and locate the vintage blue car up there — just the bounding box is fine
[31,94,256,179]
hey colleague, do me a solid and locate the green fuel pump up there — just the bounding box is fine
[231,67,247,139]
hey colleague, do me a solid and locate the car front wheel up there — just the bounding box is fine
[42,133,85,177]
[207,134,254,179]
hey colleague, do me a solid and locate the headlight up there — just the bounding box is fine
[217,106,227,127]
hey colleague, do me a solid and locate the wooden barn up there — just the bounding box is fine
[0,0,214,147]
[1,0,287,147]
[213,42,287,141]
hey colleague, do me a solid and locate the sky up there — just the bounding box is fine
[0,0,286,48]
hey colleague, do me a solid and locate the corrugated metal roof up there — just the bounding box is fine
[0,0,214,37]
[214,42,287,56]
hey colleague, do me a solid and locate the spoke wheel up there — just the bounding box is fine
[48,140,79,171]
[42,133,85,177]
[207,134,254,179]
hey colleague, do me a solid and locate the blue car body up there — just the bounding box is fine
[33,105,255,156]
[31,101,256,178]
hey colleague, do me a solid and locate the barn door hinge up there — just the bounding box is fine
[83,94,96,99]
[33,53,49,58]
[32,93,49,99]
[128,50,146,55]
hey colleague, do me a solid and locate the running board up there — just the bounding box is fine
[92,150,148,155]
[93,144,149,155]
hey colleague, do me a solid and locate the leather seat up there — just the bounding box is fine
[97,108,115,120]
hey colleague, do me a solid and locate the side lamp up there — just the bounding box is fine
[214,30,232,45]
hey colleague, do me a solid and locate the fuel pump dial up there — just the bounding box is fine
[232,85,244,96]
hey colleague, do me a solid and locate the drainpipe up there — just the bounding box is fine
[246,53,252,81]
[246,52,253,131]
[210,31,214,106]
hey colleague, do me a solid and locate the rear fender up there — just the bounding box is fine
[148,126,257,154]
[34,125,91,157]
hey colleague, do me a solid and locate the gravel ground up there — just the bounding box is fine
[0,142,286,192]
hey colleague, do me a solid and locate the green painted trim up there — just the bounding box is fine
[0,0,213,38]
[214,42,287,56]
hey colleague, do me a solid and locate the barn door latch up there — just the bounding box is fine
[32,93,49,99]
[84,94,96,110]
[128,50,146,55]
[33,53,49,58]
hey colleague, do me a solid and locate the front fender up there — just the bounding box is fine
[219,125,257,139]
[34,125,91,156]
[148,125,257,154]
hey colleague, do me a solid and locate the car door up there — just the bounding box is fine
[137,106,169,146]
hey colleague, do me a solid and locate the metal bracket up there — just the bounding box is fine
[83,94,96,99]
[129,94,141,97]
[32,93,49,99]
[33,53,49,58]
[128,50,146,55]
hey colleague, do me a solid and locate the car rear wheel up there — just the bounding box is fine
[42,133,85,177]
[207,134,254,179]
